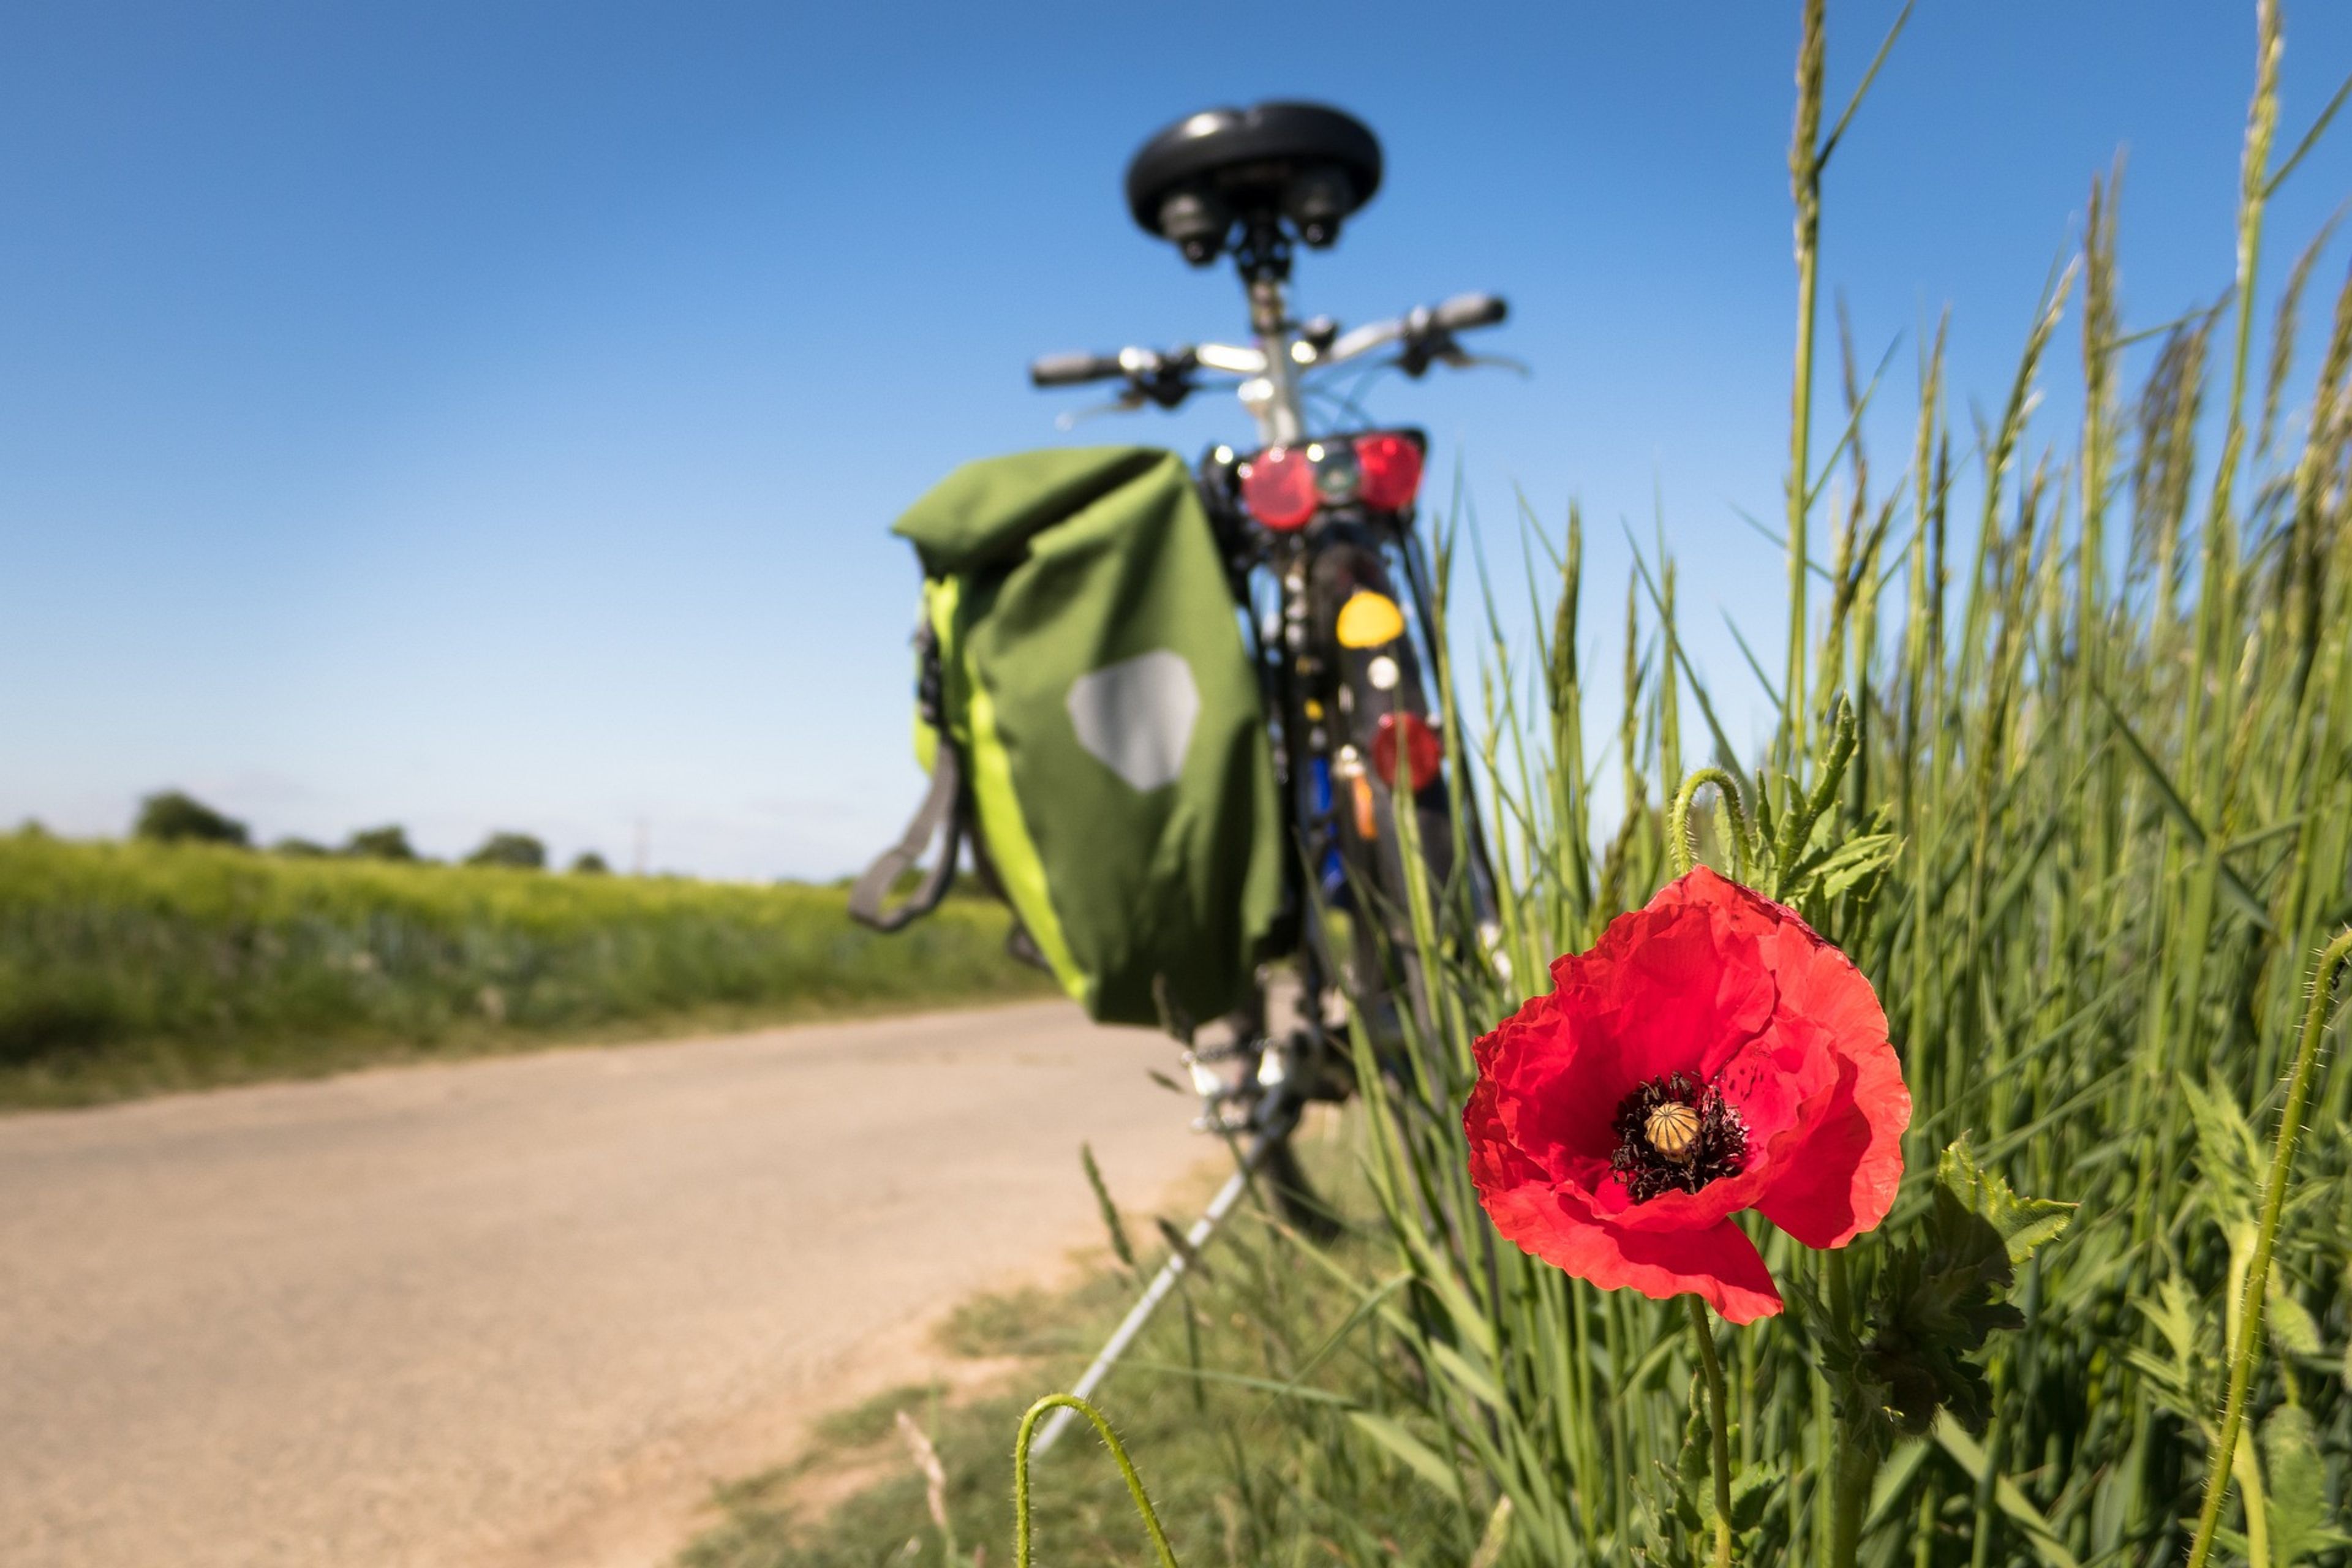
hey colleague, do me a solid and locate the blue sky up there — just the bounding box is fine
[4,2,2348,878]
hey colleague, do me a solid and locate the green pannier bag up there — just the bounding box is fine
[848,445,1284,1030]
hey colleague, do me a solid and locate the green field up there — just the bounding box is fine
[0,829,1054,1107]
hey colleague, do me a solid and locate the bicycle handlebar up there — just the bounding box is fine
[1324,291,1507,367]
[1028,290,1509,409]
[1030,351,1127,388]
[1430,292,1507,333]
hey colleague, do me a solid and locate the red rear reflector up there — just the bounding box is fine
[1354,432,1423,511]
[1240,446,1317,530]
[1371,711,1442,793]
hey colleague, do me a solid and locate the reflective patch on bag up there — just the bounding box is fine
[1066,650,1200,791]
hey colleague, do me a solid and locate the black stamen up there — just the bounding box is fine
[1610,1071,1748,1202]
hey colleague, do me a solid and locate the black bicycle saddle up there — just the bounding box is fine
[1124,102,1382,264]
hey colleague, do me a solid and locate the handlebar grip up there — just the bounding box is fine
[1029,352,1125,388]
[1431,292,1508,332]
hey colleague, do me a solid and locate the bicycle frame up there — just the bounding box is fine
[1240,272,1308,447]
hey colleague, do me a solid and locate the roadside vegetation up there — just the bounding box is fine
[0,827,1052,1107]
[127,783,586,869]
[678,1126,1461,1568]
[697,4,2352,1566]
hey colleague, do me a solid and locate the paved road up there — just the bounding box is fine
[0,1003,1210,1568]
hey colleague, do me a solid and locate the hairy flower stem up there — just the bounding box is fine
[1828,1436,1875,1568]
[1687,1297,1736,1568]
[2183,930,2352,1568]
[1013,1394,1179,1568]
[1668,767,1754,883]
[1825,1438,1863,1568]
[1820,1247,1874,1568]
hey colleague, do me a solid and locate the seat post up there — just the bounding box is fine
[1237,225,1305,447]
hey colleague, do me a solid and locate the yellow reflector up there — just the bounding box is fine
[1336,591,1406,649]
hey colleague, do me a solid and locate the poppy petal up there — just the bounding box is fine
[1562,868,1780,1086]
[1476,1171,1784,1323]
[1747,909,1910,1247]
[1755,1032,1910,1247]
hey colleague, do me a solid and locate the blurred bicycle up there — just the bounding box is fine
[1023,101,1517,1219]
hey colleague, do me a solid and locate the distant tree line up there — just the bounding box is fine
[130,790,611,873]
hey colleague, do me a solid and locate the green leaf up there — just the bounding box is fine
[2223,1216,2260,1353]
[1843,1139,2076,1439]
[1725,1461,1786,1534]
[1347,1412,1463,1506]
[1814,831,1900,901]
[2128,1279,2217,1425]
[2267,1278,2323,1358]
[1427,1338,1506,1414]
[1780,828,1898,905]
[1392,1224,1497,1360]
[1936,1134,2077,1263]
[2231,1426,2274,1568]
[1079,1142,1138,1278]
[2142,1278,2204,1369]
[1862,1438,1935,1535]
[1670,1378,1711,1532]
[1932,1413,2083,1568]
[2181,1077,2264,1224]
[2263,1406,2350,1567]
[1872,1193,2016,1434]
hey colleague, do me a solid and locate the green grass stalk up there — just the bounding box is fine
[1783,0,1826,764]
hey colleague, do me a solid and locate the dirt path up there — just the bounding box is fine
[0,1003,1210,1568]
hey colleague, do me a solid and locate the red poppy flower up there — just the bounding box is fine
[1464,866,1909,1323]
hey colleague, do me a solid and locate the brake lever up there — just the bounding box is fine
[1128,350,1199,410]
[1436,348,1532,377]
[1395,330,1530,380]
[1054,389,1148,430]
[1396,328,1452,379]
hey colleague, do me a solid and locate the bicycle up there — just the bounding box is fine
[1027,101,1514,1225]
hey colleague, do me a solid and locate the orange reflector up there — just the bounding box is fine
[1351,772,1378,840]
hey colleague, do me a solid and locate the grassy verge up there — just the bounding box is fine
[679,1120,1463,1568]
[0,829,1055,1108]
[1195,6,2352,1566]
